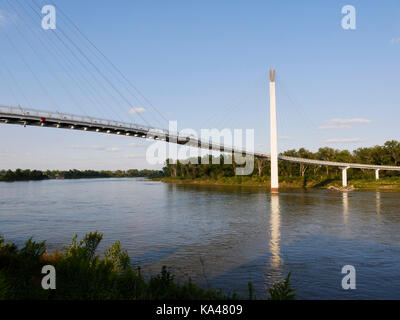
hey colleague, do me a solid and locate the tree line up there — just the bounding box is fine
[162,140,400,180]
[2,140,400,182]
[0,169,164,182]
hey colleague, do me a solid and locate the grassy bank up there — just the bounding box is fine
[157,176,400,190]
[336,177,400,190]
[0,232,295,300]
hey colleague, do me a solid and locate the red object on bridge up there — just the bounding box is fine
[41,117,46,122]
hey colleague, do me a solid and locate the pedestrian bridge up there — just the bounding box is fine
[2,105,400,188]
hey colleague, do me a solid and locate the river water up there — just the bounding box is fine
[1,178,400,299]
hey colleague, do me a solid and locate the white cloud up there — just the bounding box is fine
[70,145,104,150]
[123,154,145,159]
[319,118,371,130]
[327,118,371,124]
[0,149,16,158]
[390,38,400,45]
[278,136,292,140]
[129,107,146,114]
[0,13,5,27]
[325,138,366,144]
[127,142,144,147]
[0,10,15,27]
[70,145,120,152]
[318,124,351,130]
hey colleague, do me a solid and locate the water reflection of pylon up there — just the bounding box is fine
[269,195,281,268]
[376,192,381,216]
[342,192,349,225]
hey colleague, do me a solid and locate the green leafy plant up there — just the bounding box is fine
[268,272,296,300]
[0,232,295,300]
[248,281,255,300]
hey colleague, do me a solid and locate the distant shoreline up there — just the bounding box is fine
[0,176,152,182]
[3,170,400,191]
[0,169,164,182]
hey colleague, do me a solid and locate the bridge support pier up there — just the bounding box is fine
[375,169,380,180]
[269,69,279,193]
[342,167,349,187]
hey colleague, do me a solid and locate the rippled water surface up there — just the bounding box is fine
[1,178,400,299]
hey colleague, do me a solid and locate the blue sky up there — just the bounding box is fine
[0,0,400,170]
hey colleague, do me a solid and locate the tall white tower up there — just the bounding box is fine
[269,69,279,193]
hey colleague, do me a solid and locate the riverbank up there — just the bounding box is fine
[156,176,400,190]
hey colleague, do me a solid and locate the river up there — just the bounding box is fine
[1,178,400,299]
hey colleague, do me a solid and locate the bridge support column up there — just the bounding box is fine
[269,69,279,193]
[342,167,349,187]
[375,169,380,180]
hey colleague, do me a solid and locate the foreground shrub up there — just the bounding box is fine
[268,272,296,300]
[0,232,295,300]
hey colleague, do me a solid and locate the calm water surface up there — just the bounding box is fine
[1,178,400,299]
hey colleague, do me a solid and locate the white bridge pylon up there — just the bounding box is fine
[269,69,279,193]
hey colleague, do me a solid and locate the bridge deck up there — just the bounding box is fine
[1,106,400,172]
[0,106,264,158]
[279,155,400,171]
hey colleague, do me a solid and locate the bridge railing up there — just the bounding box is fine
[279,155,400,171]
[0,105,259,155]
[0,105,171,135]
